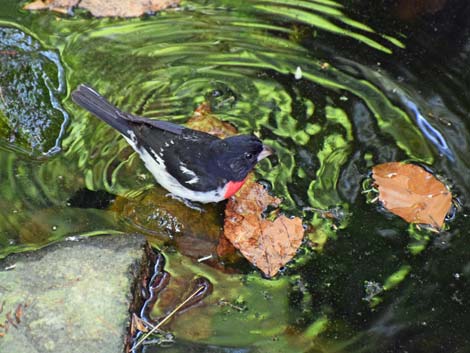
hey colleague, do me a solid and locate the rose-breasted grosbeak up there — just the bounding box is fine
[71,85,273,204]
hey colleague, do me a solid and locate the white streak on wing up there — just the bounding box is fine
[180,165,196,177]
[123,135,138,153]
[180,165,199,185]
[150,149,163,165]
[185,176,199,184]
[165,142,169,147]
[126,130,137,145]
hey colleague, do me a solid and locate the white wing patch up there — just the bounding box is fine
[185,176,199,185]
[149,149,164,165]
[180,165,196,177]
[180,164,199,185]
[126,130,137,146]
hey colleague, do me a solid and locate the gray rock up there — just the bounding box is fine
[0,234,151,353]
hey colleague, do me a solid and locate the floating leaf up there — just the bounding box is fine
[372,162,452,229]
[24,0,180,17]
[216,233,238,259]
[224,177,304,277]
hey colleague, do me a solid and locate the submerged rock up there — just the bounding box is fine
[0,26,68,158]
[0,234,151,353]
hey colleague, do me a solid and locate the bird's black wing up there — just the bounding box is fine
[132,125,223,192]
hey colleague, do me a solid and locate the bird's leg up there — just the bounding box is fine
[166,193,205,213]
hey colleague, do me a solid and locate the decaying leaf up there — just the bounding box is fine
[372,162,452,229]
[24,0,180,17]
[23,0,76,14]
[14,304,23,325]
[224,177,304,277]
[186,102,238,139]
[131,313,149,334]
[216,233,238,259]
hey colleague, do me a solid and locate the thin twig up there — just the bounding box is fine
[133,285,205,349]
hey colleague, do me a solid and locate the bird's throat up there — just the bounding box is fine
[224,179,246,199]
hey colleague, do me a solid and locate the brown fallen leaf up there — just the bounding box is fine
[131,313,149,334]
[372,162,452,229]
[14,304,23,325]
[216,233,238,259]
[224,178,304,277]
[24,0,180,17]
[24,0,77,14]
[186,102,238,139]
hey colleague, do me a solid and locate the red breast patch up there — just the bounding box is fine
[224,179,246,199]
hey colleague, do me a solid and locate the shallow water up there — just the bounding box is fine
[0,0,469,352]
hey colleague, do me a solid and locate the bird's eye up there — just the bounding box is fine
[244,152,253,160]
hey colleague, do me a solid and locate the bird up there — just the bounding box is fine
[71,84,273,206]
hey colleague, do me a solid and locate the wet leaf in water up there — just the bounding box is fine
[0,27,68,158]
[23,0,77,14]
[224,177,304,278]
[24,0,180,17]
[216,233,238,259]
[14,304,23,324]
[372,162,452,229]
[186,102,238,138]
[131,313,148,334]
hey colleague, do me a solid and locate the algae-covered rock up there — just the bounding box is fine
[0,26,68,158]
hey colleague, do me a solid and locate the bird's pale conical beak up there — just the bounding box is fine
[257,145,274,162]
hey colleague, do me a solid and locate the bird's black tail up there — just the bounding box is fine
[71,84,131,136]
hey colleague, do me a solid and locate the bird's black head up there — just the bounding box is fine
[209,135,273,181]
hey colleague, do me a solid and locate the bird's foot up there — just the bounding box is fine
[166,194,205,212]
